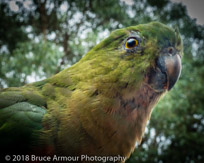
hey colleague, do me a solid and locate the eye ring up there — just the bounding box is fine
[125,37,138,49]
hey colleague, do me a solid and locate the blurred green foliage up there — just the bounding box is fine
[0,0,203,162]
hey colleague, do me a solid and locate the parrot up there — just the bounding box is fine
[0,22,183,162]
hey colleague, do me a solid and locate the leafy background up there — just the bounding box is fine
[0,0,203,162]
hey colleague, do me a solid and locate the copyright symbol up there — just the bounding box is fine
[5,155,11,161]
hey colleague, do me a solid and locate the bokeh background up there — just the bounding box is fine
[0,0,203,162]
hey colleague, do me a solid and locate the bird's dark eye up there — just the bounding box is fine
[125,38,138,49]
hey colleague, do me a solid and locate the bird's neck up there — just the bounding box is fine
[59,82,163,158]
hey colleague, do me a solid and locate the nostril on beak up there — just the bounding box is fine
[168,47,174,56]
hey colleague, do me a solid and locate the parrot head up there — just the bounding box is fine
[79,21,183,94]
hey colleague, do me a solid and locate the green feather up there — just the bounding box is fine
[0,102,46,154]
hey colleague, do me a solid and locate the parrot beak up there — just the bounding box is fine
[146,48,182,92]
[156,51,182,91]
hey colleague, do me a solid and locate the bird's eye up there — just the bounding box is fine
[125,38,138,49]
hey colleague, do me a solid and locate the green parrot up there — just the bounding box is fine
[0,22,183,162]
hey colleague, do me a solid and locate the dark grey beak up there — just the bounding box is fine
[146,48,182,92]
[156,52,182,90]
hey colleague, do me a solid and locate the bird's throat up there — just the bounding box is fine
[76,83,163,158]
